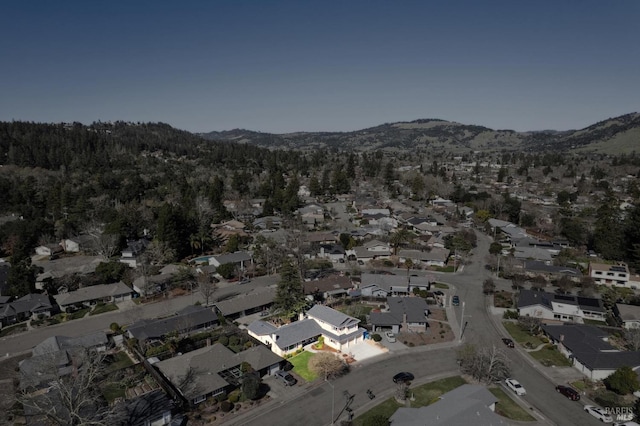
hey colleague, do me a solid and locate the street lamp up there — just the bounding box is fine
[325,378,335,425]
[459,302,471,342]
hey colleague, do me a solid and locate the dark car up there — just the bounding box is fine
[502,338,515,348]
[452,295,460,306]
[556,385,580,401]
[393,372,415,384]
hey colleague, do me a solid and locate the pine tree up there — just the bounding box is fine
[274,259,306,319]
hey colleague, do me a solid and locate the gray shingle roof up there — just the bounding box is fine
[389,384,506,426]
[370,297,429,327]
[127,306,218,342]
[542,324,640,370]
[54,281,132,306]
[307,304,359,329]
[33,331,108,356]
[213,287,275,316]
[524,260,581,276]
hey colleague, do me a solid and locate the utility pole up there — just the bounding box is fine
[459,301,466,342]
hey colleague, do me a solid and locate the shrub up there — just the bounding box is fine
[503,310,519,319]
[228,391,241,403]
[604,366,640,395]
[218,335,229,346]
[220,401,233,412]
[372,333,382,342]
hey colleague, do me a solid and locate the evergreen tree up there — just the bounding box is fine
[274,259,306,319]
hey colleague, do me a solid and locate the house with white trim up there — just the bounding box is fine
[614,303,640,329]
[517,290,606,323]
[589,262,632,288]
[247,305,365,357]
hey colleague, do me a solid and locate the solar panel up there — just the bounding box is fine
[577,297,601,307]
[610,265,626,272]
[555,294,574,302]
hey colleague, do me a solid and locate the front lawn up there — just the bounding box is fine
[289,351,317,382]
[502,322,545,348]
[489,387,536,421]
[433,282,449,289]
[353,376,466,426]
[0,323,27,337]
[66,308,91,320]
[90,303,119,316]
[529,345,572,367]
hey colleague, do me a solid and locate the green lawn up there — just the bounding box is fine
[529,345,572,367]
[353,376,467,426]
[336,303,373,318]
[289,351,318,382]
[433,282,449,289]
[502,322,545,348]
[67,308,91,320]
[583,318,607,325]
[434,266,455,273]
[105,351,135,373]
[571,380,587,391]
[90,303,119,316]
[101,382,126,403]
[489,387,536,421]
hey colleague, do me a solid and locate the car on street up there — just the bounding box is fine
[555,385,580,401]
[452,295,460,306]
[584,405,613,423]
[392,372,414,384]
[502,338,515,348]
[505,378,526,396]
[385,331,396,343]
[357,260,364,265]
[275,370,297,386]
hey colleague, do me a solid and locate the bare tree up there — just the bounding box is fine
[84,222,120,260]
[145,240,176,265]
[308,353,348,380]
[626,328,640,351]
[518,316,542,335]
[197,272,217,307]
[457,344,510,384]
[18,349,116,425]
[482,278,496,295]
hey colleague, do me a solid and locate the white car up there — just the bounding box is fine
[584,405,613,423]
[505,378,526,396]
[385,332,396,343]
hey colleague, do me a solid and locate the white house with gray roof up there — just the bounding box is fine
[53,281,133,312]
[247,305,365,357]
[517,290,606,323]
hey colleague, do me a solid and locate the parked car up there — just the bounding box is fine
[452,295,460,306]
[357,260,364,265]
[275,370,297,386]
[385,332,396,343]
[555,385,580,401]
[584,405,613,423]
[239,278,251,284]
[502,338,515,348]
[392,372,414,384]
[505,378,526,396]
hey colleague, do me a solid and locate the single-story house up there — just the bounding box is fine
[0,293,54,326]
[54,281,134,312]
[127,305,218,345]
[212,287,276,320]
[154,343,283,406]
[112,389,182,426]
[542,323,640,380]
[60,235,95,253]
[132,273,174,297]
[303,275,354,302]
[517,290,606,324]
[614,304,640,329]
[398,248,450,268]
[389,384,507,426]
[370,297,430,333]
[350,239,392,261]
[207,251,253,271]
[359,273,430,298]
[248,305,366,357]
[522,260,582,281]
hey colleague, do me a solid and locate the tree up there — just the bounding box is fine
[456,344,510,384]
[94,261,127,283]
[241,372,261,400]
[518,316,541,335]
[625,328,640,351]
[483,278,496,295]
[216,262,236,279]
[489,242,503,255]
[197,272,217,307]
[555,276,574,294]
[84,222,120,261]
[18,349,116,425]
[273,259,307,318]
[604,366,640,395]
[389,228,413,255]
[145,240,177,265]
[309,353,347,380]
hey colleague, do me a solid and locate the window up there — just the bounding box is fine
[595,271,602,275]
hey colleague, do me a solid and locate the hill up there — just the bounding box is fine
[201,113,640,155]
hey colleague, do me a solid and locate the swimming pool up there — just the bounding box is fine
[191,255,214,264]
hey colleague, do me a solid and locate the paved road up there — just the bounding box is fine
[0,275,280,356]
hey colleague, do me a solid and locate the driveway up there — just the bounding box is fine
[348,340,388,362]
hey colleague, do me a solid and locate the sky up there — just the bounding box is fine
[1,0,639,134]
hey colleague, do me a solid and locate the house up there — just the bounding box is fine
[112,389,181,426]
[613,304,640,329]
[207,251,253,271]
[213,287,276,320]
[35,243,64,257]
[317,244,346,262]
[398,247,450,268]
[522,261,582,282]
[0,293,53,326]
[60,234,95,253]
[370,297,430,333]
[517,289,606,323]
[589,262,631,288]
[153,343,283,406]
[19,331,109,390]
[132,273,174,297]
[351,239,391,261]
[360,274,410,298]
[212,220,248,243]
[303,275,353,302]
[119,239,150,268]
[389,384,507,426]
[306,232,338,245]
[252,215,282,230]
[542,323,640,380]
[127,305,218,345]
[53,281,134,312]
[248,305,365,357]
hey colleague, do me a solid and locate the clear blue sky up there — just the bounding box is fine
[1,0,639,133]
